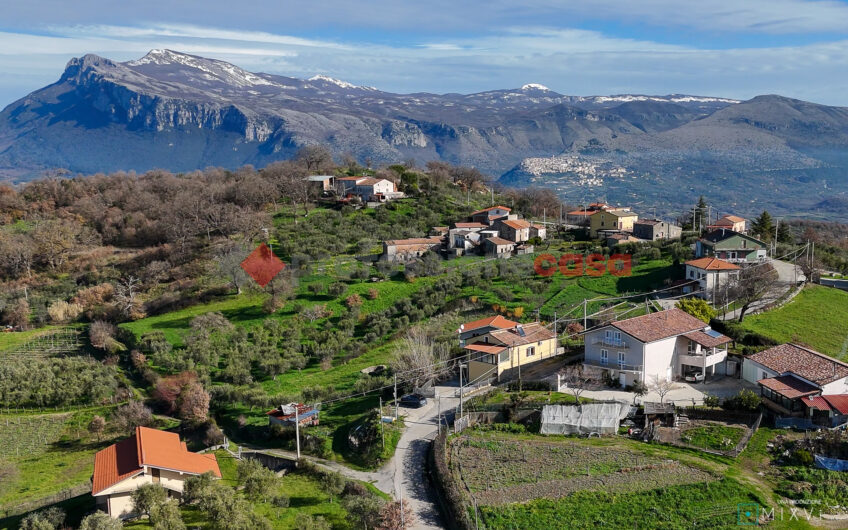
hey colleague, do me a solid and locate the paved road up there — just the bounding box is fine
[720,258,803,321]
[389,385,459,529]
[253,384,460,529]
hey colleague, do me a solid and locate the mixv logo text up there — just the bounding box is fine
[738,500,842,525]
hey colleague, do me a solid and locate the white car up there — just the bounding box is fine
[685,372,705,383]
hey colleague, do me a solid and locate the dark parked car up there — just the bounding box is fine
[399,393,428,408]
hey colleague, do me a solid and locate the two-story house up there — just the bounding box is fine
[683,257,740,301]
[337,177,396,202]
[462,321,557,382]
[632,219,682,241]
[583,308,731,387]
[93,427,221,519]
[742,344,848,417]
[707,215,747,234]
[696,229,767,263]
[457,315,518,346]
[496,219,532,243]
[589,209,638,238]
[470,205,512,225]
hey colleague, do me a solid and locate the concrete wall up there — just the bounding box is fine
[821,376,848,395]
[643,336,679,382]
[742,358,778,385]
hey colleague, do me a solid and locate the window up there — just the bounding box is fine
[618,352,625,367]
[527,346,535,357]
[600,349,608,365]
[688,341,697,355]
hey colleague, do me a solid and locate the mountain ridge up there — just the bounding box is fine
[1,50,847,219]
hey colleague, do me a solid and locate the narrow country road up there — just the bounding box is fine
[247,383,461,529]
[720,258,804,321]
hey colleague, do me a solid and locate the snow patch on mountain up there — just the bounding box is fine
[308,75,375,90]
[583,94,740,105]
[521,83,550,91]
[127,49,276,88]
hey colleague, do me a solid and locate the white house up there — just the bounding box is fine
[684,257,740,301]
[93,427,221,519]
[337,177,397,201]
[742,344,848,416]
[583,308,731,387]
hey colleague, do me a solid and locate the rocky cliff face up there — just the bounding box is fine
[2,50,848,220]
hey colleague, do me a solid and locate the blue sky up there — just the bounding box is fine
[1,0,848,106]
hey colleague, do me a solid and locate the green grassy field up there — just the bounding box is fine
[740,285,848,358]
[0,326,61,353]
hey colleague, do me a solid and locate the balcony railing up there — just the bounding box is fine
[593,338,629,349]
[584,358,643,372]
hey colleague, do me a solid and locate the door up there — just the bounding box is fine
[619,372,627,387]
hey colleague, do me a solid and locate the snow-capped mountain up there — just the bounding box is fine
[3,49,848,219]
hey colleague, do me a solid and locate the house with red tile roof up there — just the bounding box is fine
[495,218,532,242]
[381,236,443,263]
[742,344,848,416]
[470,205,512,225]
[684,257,740,302]
[337,176,397,202]
[457,315,519,345]
[461,320,559,382]
[802,394,848,426]
[92,426,221,518]
[583,308,731,387]
[706,215,747,234]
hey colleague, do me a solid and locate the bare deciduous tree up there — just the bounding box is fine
[797,255,822,284]
[216,242,250,294]
[114,276,143,319]
[392,327,451,389]
[559,364,602,402]
[728,263,779,322]
[649,375,680,404]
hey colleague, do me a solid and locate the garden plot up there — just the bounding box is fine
[454,435,715,506]
[656,420,748,453]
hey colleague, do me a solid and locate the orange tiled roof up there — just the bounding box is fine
[471,205,511,216]
[489,322,556,346]
[683,330,732,348]
[685,257,740,271]
[454,222,488,229]
[461,315,518,332]
[93,427,221,495]
[464,343,507,354]
[486,236,514,246]
[500,219,531,230]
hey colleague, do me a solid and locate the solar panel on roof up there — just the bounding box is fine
[705,329,722,338]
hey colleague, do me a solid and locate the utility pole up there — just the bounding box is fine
[518,353,522,392]
[543,208,546,226]
[583,299,587,329]
[553,311,557,358]
[437,393,441,435]
[379,397,385,450]
[394,374,398,421]
[459,365,464,419]
[294,406,301,459]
